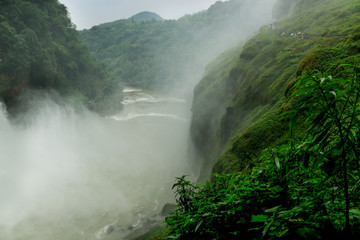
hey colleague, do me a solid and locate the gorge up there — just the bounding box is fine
[1,0,360,239]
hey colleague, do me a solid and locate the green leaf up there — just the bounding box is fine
[349,209,360,215]
[195,220,203,232]
[278,229,289,237]
[265,205,281,213]
[350,129,357,139]
[307,111,327,133]
[309,125,332,148]
[251,215,269,223]
[275,158,281,169]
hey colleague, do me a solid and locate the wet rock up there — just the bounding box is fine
[96,222,125,240]
[104,224,114,234]
[160,203,177,217]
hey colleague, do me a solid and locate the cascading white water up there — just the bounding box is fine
[0,89,195,240]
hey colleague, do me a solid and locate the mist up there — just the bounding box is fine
[156,0,276,98]
[59,0,220,30]
[0,0,277,239]
[159,0,276,175]
[0,90,193,239]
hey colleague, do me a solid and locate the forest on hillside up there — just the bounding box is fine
[0,0,115,105]
[79,0,274,92]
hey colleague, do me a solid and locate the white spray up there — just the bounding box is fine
[0,90,192,240]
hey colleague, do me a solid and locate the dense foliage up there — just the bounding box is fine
[79,0,274,91]
[166,65,360,239]
[0,0,113,103]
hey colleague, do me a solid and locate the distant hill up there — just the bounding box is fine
[96,11,163,29]
[130,11,163,22]
[80,0,274,91]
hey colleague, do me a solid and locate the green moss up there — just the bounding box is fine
[214,104,289,174]
[296,49,340,74]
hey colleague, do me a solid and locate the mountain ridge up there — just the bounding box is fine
[130,11,163,22]
[93,11,163,29]
[79,0,274,91]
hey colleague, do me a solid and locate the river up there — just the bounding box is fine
[0,88,195,240]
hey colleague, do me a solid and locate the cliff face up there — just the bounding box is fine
[191,0,360,178]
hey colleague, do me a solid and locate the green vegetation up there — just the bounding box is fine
[0,0,122,112]
[166,65,360,239]
[159,0,360,239]
[135,0,360,237]
[3,0,360,239]
[191,0,360,178]
[0,0,121,112]
[79,0,273,91]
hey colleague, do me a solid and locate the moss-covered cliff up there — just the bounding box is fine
[191,0,360,178]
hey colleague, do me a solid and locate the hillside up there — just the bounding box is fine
[0,0,113,104]
[159,0,360,239]
[191,0,360,177]
[79,0,275,92]
[96,11,163,28]
[131,11,163,22]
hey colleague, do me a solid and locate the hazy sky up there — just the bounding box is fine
[58,0,220,30]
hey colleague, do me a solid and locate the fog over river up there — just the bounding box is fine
[0,88,196,240]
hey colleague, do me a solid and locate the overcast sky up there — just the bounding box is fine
[58,0,220,30]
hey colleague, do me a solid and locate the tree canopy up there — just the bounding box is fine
[0,0,111,103]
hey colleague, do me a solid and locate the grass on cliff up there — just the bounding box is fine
[204,0,360,174]
[166,64,360,239]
